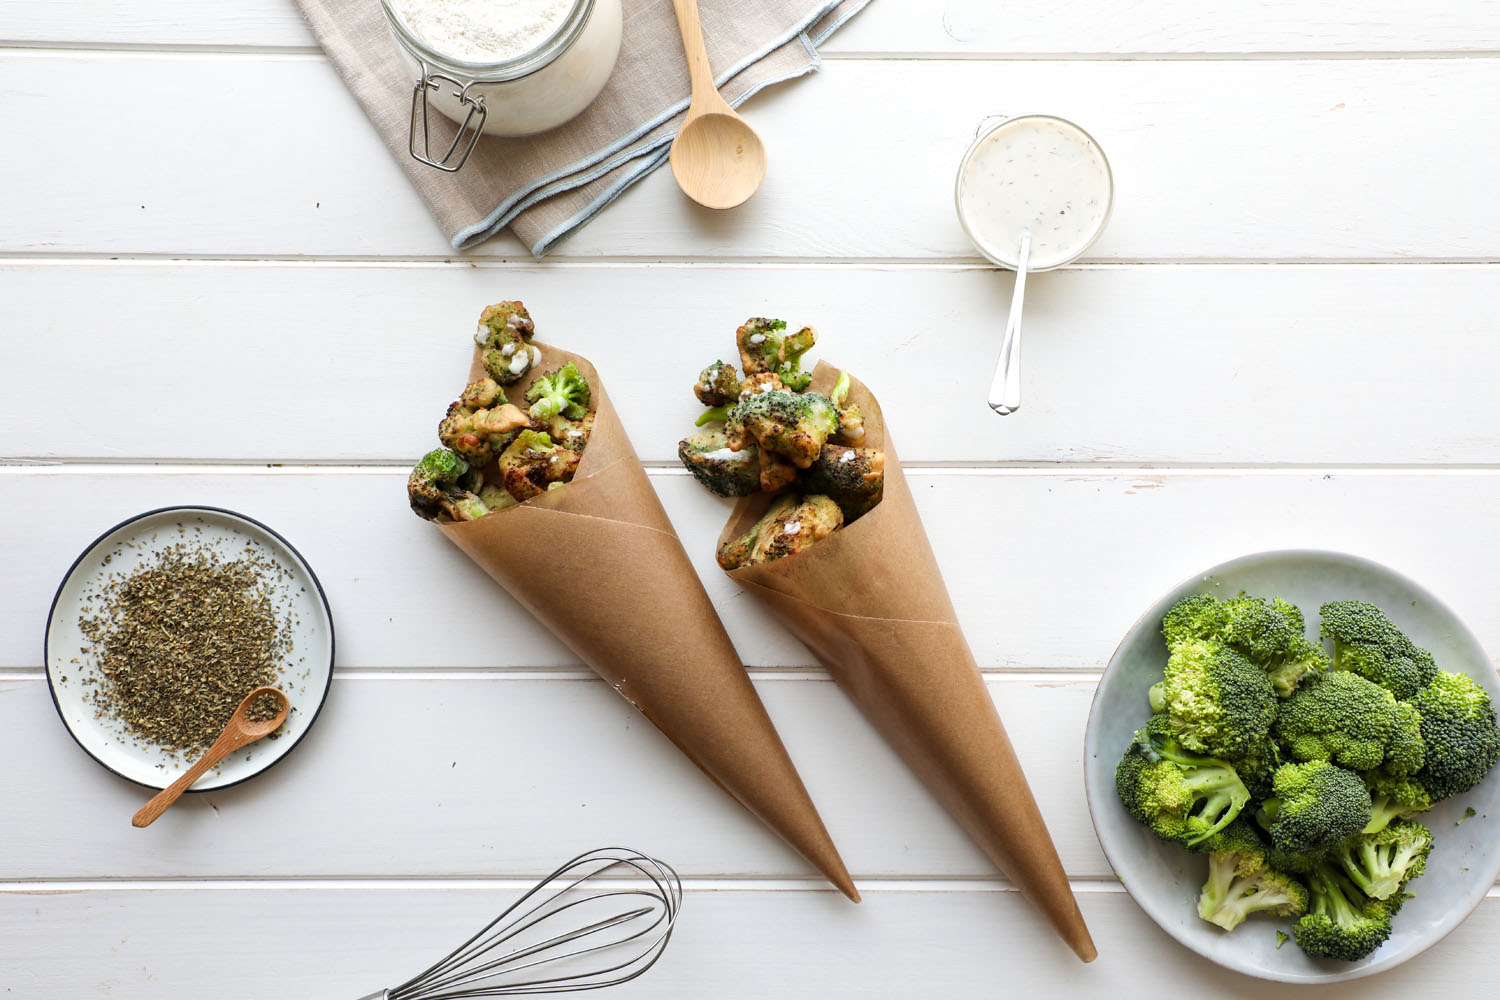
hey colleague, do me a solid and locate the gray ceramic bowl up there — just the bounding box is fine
[1084,550,1500,982]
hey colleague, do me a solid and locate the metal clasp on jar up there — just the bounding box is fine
[408,70,487,172]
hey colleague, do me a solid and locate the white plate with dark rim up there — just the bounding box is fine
[44,506,334,791]
[1084,549,1500,982]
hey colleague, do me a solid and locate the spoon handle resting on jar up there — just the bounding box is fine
[988,231,1031,415]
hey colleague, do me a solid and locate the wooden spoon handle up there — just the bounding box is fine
[670,0,720,109]
[132,730,249,828]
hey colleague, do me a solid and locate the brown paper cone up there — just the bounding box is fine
[436,343,857,901]
[718,362,1096,960]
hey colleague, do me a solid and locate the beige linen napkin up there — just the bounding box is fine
[294,0,872,254]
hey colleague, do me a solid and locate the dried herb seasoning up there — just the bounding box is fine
[78,543,292,755]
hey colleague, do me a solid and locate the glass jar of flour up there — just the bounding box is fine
[379,0,623,171]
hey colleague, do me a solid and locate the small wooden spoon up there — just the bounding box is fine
[132,686,290,828]
[668,0,767,209]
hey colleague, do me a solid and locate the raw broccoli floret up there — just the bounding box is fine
[1273,671,1425,774]
[1320,600,1438,700]
[1158,639,1277,759]
[1362,769,1434,834]
[1257,761,1372,855]
[525,361,591,422]
[1410,671,1500,799]
[1293,863,1393,961]
[1220,596,1305,663]
[1332,821,1433,901]
[1162,594,1231,650]
[1161,593,1324,696]
[1116,716,1251,848]
[1237,733,1283,803]
[1196,819,1309,931]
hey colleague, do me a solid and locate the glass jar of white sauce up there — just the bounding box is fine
[379,0,623,172]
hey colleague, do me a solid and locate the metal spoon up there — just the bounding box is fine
[131,686,289,827]
[988,231,1031,415]
[667,0,767,209]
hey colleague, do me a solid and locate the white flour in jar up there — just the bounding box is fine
[389,0,572,63]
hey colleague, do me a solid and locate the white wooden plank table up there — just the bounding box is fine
[3,1,1499,994]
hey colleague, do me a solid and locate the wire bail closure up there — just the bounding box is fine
[408,69,487,172]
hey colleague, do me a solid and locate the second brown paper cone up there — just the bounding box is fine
[438,343,857,900]
[718,362,1095,960]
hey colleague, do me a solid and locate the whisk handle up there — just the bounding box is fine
[354,991,389,1000]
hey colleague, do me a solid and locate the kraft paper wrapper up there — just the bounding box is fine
[717,362,1096,960]
[436,343,856,901]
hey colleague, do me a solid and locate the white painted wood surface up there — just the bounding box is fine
[4,0,1500,995]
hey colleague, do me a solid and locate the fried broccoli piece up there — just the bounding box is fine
[694,361,741,407]
[1332,820,1433,901]
[716,494,843,570]
[1320,600,1438,700]
[1293,863,1393,961]
[1257,761,1372,855]
[1273,671,1425,774]
[1158,640,1277,759]
[1196,819,1309,931]
[797,444,885,522]
[476,301,541,385]
[1410,670,1500,799]
[1362,769,1434,834]
[543,409,594,452]
[437,377,532,465]
[1160,593,1325,697]
[407,448,490,522]
[478,482,517,514]
[678,430,759,497]
[726,389,842,468]
[756,445,798,492]
[496,430,582,502]
[1116,715,1251,848]
[826,369,865,444]
[736,318,816,391]
[525,361,591,422]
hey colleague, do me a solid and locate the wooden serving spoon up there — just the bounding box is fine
[667,0,767,209]
[132,686,290,828]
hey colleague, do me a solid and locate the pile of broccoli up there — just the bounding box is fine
[677,319,885,569]
[407,302,594,521]
[1116,594,1500,962]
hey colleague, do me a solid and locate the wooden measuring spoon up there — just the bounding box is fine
[667,0,767,209]
[132,686,290,828]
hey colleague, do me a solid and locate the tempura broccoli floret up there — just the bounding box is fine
[716,494,843,570]
[525,361,591,422]
[496,430,582,502]
[1410,670,1500,799]
[476,301,541,385]
[726,389,842,468]
[1196,820,1309,931]
[1273,671,1425,774]
[736,318,816,391]
[1332,821,1433,901]
[694,361,741,407]
[1293,863,1393,961]
[407,448,490,522]
[797,444,885,522]
[1158,639,1277,759]
[1320,600,1438,700]
[1257,761,1372,854]
[437,377,532,465]
[1115,716,1251,848]
[1362,769,1434,834]
[677,430,759,497]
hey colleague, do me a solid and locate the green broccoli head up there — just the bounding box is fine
[1293,863,1393,962]
[1362,769,1434,834]
[1332,820,1433,901]
[1116,716,1251,848]
[525,361,591,422]
[407,448,489,522]
[1273,671,1425,773]
[1237,733,1283,803]
[1160,640,1277,759]
[1196,819,1309,931]
[1162,594,1231,650]
[1411,670,1500,800]
[677,430,759,498]
[1161,593,1324,697]
[1258,760,1372,855]
[1220,596,1305,663]
[1320,600,1439,700]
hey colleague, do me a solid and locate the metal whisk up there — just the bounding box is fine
[358,848,682,999]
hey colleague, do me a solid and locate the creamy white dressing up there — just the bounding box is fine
[500,342,517,357]
[783,522,802,535]
[699,448,751,463]
[957,116,1112,270]
[748,333,766,345]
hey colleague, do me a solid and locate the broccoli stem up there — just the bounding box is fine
[695,405,733,427]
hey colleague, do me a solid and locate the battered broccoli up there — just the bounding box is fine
[797,444,885,522]
[437,377,532,465]
[1320,600,1438,700]
[1410,670,1500,799]
[525,361,591,422]
[694,361,741,407]
[736,318,817,391]
[1362,769,1434,834]
[1158,640,1277,759]
[476,301,541,385]
[1293,863,1393,961]
[1115,715,1251,848]
[496,430,582,502]
[726,389,842,468]
[678,430,759,497]
[1332,820,1433,901]
[1196,820,1309,931]
[407,448,490,522]
[716,494,843,570]
[1256,761,1372,855]
[1273,671,1425,774]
